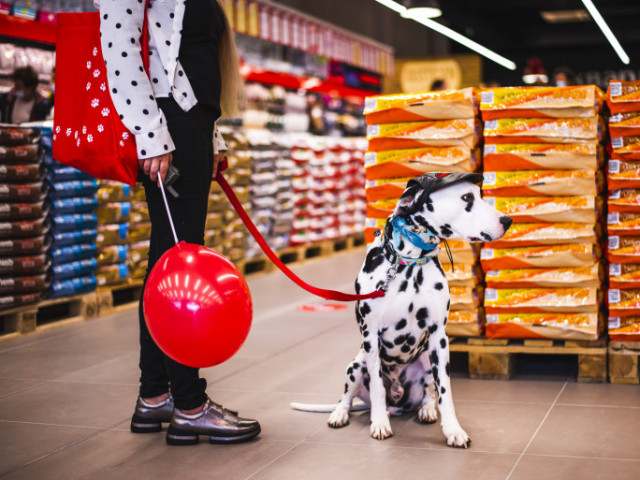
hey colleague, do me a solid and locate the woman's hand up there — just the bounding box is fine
[139,153,172,184]
[212,152,225,179]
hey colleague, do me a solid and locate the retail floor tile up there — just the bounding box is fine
[0,381,136,428]
[526,404,640,460]
[0,421,102,477]
[248,442,519,480]
[55,352,140,386]
[0,428,296,480]
[0,377,39,400]
[449,378,566,405]
[305,400,550,455]
[557,381,640,408]
[509,454,640,480]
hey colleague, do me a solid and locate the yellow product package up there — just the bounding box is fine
[484,264,600,288]
[485,312,600,340]
[364,88,478,124]
[608,159,640,190]
[608,316,640,341]
[610,137,640,160]
[96,245,128,266]
[365,177,414,202]
[450,286,480,311]
[488,196,596,223]
[480,243,596,271]
[446,309,483,337]
[95,263,129,287]
[130,202,150,224]
[95,202,131,224]
[607,211,640,236]
[608,263,640,289]
[484,287,598,314]
[483,117,600,143]
[367,120,480,151]
[484,222,597,248]
[443,262,477,287]
[480,86,603,120]
[364,147,477,181]
[96,223,128,247]
[608,188,640,213]
[482,170,597,197]
[609,111,640,138]
[97,181,133,204]
[482,142,600,171]
[129,240,150,266]
[607,288,640,317]
[606,235,640,264]
[607,80,640,114]
[128,222,151,244]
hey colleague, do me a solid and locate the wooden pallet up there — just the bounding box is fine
[449,337,608,383]
[97,280,144,316]
[608,341,640,384]
[0,292,99,341]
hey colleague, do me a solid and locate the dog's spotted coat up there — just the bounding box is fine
[326,176,511,447]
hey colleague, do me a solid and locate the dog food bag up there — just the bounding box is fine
[483,117,601,144]
[487,196,596,224]
[364,147,477,181]
[367,119,478,141]
[482,143,600,171]
[446,309,483,337]
[52,229,97,248]
[607,289,640,317]
[609,263,640,289]
[0,236,48,256]
[0,144,41,164]
[0,254,49,275]
[50,197,98,215]
[131,258,148,280]
[96,224,128,247]
[485,265,600,288]
[443,262,477,287]
[482,170,598,197]
[606,235,640,263]
[608,189,640,213]
[96,245,128,266]
[0,201,48,221]
[484,223,597,248]
[130,202,150,224]
[367,129,480,152]
[481,244,596,271]
[607,80,640,114]
[0,182,47,202]
[450,286,480,311]
[49,275,97,299]
[0,217,50,239]
[47,165,94,182]
[130,240,149,265]
[128,222,151,244]
[95,263,129,287]
[364,88,479,124]
[0,292,40,310]
[608,159,640,189]
[608,316,640,341]
[50,243,96,264]
[49,180,98,199]
[610,138,640,161]
[607,212,640,235]
[484,287,598,313]
[0,163,44,182]
[609,111,640,138]
[97,181,132,204]
[51,258,98,281]
[95,202,131,224]
[51,214,99,234]
[485,312,600,340]
[480,86,603,120]
[365,177,413,202]
[0,274,47,294]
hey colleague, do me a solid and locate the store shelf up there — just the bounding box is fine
[0,14,56,45]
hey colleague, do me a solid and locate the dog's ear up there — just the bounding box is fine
[396,182,421,211]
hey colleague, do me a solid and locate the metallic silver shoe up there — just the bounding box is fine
[166,398,261,445]
[130,395,174,433]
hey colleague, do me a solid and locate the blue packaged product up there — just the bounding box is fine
[51,258,98,280]
[49,180,99,199]
[49,275,97,298]
[51,214,98,233]
[51,229,98,248]
[51,244,97,264]
[47,166,94,182]
[51,197,99,215]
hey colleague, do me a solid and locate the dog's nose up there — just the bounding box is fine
[500,216,513,231]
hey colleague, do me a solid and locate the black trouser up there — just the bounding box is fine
[138,98,216,410]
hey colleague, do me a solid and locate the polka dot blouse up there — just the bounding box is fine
[97,0,227,160]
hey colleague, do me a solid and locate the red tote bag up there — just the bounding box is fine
[53,6,149,186]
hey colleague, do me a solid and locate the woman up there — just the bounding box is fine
[98,0,260,445]
[0,66,52,124]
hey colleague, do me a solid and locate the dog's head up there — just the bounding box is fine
[393,172,511,242]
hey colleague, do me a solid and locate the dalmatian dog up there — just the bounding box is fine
[291,172,511,448]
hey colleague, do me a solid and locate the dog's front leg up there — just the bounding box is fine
[365,338,393,440]
[427,324,470,448]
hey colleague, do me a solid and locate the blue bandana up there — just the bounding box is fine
[391,217,439,254]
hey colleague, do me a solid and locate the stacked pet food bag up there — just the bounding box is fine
[128,184,151,281]
[44,128,99,299]
[290,137,366,246]
[363,88,484,336]
[0,126,51,308]
[606,79,640,341]
[479,86,605,340]
[95,181,131,287]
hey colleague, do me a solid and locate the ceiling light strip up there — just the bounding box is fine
[581,0,630,64]
[374,0,516,70]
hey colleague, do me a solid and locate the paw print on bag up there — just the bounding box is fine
[92,47,98,57]
[86,61,92,70]
[66,128,72,137]
[97,124,104,133]
[100,83,106,91]
[87,134,94,143]
[91,99,99,108]
[86,82,91,91]
[82,126,87,134]
[122,132,129,140]
[101,108,110,117]
[93,69,100,78]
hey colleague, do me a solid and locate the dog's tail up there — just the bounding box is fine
[289,402,370,413]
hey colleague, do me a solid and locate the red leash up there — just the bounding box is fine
[215,161,384,302]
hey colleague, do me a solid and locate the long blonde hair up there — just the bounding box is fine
[218,2,245,118]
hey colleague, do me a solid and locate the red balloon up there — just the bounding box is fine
[143,241,252,368]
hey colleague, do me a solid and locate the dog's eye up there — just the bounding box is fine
[461,193,474,202]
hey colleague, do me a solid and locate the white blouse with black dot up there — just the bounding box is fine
[96,0,227,160]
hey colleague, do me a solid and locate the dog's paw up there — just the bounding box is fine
[328,405,350,428]
[443,425,471,448]
[370,418,393,440]
[418,405,438,424]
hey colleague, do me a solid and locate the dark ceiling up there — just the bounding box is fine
[275,0,640,88]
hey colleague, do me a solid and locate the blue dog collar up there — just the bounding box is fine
[391,217,439,254]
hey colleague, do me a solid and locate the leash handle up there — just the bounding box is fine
[215,160,384,302]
